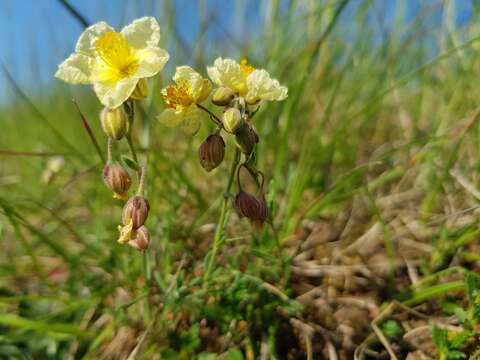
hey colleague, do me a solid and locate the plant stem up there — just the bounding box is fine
[203,148,241,286]
[196,103,223,127]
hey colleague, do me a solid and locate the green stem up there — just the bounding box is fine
[203,148,241,286]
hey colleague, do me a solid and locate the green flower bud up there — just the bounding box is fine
[122,196,150,229]
[235,123,259,155]
[130,78,148,100]
[103,163,132,200]
[222,107,243,134]
[234,191,268,228]
[199,134,225,172]
[100,107,128,140]
[128,226,150,251]
[212,87,235,106]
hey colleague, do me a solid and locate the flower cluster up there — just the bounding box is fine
[56,16,288,250]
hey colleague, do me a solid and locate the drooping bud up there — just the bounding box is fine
[130,78,148,100]
[212,87,235,106]
[100,107,128,140]
[128,226,150,251]
[122,196,150,229]
[234,191,268,228]
[235,123,259,155]
[103,163,132,200]
[222,107,243,134]
[198,134,225,172]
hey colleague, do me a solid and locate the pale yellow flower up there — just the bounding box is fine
[55,17,169,108]
[207,58,288,104]
[158,66,212,134]
[117,218,135,244]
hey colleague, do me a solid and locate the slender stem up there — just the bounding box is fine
[196,103,223,127]
[107,137,113,164]
[203,148,241,286]
[137,166,146,196]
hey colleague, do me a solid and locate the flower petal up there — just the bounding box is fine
[173,66,211,102]
[245,69,288,103]
[55,53,94,84]
[75,21,114,56]
[93,78,138,108]
[121,17,160,49]
[134,47,170,78]
[181,106,202,135]
[207,58,247,95]
[157,108,184,128]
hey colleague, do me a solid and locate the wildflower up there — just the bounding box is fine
[198,134,225,172]
[102,163,131,199]
[100,107,128,140]
[122,195,150,229]
[128,226,150,251]
[55,17,169,108]
[158,66,212,134]
[222,107,243,134]
[207,58,288,105]
[118,218,135,244]
[234,191,268,228]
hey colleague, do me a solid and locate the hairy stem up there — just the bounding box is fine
[203,148,241,286]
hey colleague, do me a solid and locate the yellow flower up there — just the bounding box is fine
[55,17,169,108]
[157,66,212,134]
[207,58,288,104]
[117,218,135,244]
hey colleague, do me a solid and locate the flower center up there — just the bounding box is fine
[162,83,193,109]
[240,59,255,76]
[96,31,139,78]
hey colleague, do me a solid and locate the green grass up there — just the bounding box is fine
[1,0,480,358]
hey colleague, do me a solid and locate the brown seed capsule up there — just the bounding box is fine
[235,123,259,155]
[198,134,225,172]
[100,107,128,140]
[211,86,235,106]
[103,163,132,199]
[128,226,150,251]
[122,195,150,229]
[234,191,268,228]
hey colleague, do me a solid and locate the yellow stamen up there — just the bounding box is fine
[240,58,255,76]
[96,31,139,79]
[162,83,193,109]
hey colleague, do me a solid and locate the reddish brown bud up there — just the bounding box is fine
[103,163,132,199]
[199,134,225,172]
[235,124,259,155]
[128,226,150,251]
[122,196,150,229]
[234,191,268,228]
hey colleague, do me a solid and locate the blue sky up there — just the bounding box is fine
[0,0,474,104]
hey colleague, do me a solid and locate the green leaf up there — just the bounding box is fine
[224,349,244,360]
[465,273,480,321]
[381,319,404,338]
[432,326,448,349]
[446,350,466,360]
[448,331,471,349]
[121,155,140,172]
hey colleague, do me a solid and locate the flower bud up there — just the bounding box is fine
[235,124,259,155]
[100,107,128,140]
[212,87,235,106]
[222,108,243,134]
[130,78,148,100]
[198,134,225,172]
[122,196,150,229]
[234,191,268,228]
[103,163,132,200]
[128,226,150,251]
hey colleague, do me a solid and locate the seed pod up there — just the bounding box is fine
[212,87,235,106]
[100,107,128,140]
[234,191,268,228]
[103,163,132,199]
[122,195,150,229]
[198,134,225,172]
[235,123,259,155]
[128,226,150,251]
[222,107,243,134]
[130,78,148,100]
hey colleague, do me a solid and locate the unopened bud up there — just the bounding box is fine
[103,163,132,199]
[199,134,225,172]
[234,191,268,228]
[122,196,150,229]
[130,79,148,100]
[235,124,259,155]
[212,87,235,106]
[222,108,243,134]
[100,107,128,140]
[128,226,150,251]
